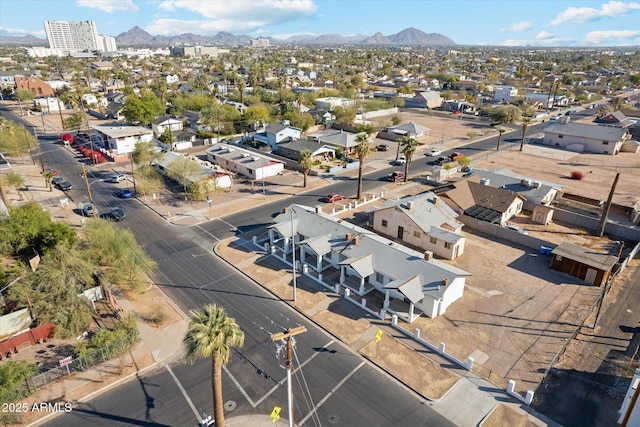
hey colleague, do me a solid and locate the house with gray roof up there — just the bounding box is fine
[471,168,563,207]
[253,123,302,152]
[593,111,635,128]
[265,204,471,322]
[371,192,465,260]
[542,121,631,155]
[308,129,360,153]
[276,138,336,161]
[386,122,431,139]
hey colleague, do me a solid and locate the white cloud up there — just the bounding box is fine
[0,26,46,37]
[499,39,529,46]
[508,21,534,31]
[550,1,640,26]
[149,0,317,35]
[536,31,554,40]
[582,29,640,44]
[76,0,139,13]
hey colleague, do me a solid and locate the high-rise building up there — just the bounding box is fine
[43,20,100,51]
[99,35,117,52]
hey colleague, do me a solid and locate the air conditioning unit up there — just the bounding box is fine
[480,178,490,186]
[532,181,541,188]
[521,179,532,187]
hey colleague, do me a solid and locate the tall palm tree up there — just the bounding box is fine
[520,119,530,152]
[399,137,417,183]
[298,150,313,188]
[496,127,505,151]
[354,132,371,200]
[184,304,244,427]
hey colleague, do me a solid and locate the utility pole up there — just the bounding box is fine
[22,127,36,165]
[270,326,307,427]
[81,163,97,218]
[129,156,137,195]
[290,209,297,302]
[596,172,620,237]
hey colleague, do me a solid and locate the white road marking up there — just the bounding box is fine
[223,365,256,407]
[299,361,366,425]
[253,340,335,407]
[165,364,202,423]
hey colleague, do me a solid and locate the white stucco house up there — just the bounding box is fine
[264,204,471,322]
[205,144,284,180]
[542,121,631,155]
[91,123,155,156]
[371,192,466,260]
[152,115,184,138]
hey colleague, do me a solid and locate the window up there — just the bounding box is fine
[430,236,437,244]
[413,230,421,238]
[381,219,388,227]
[558,135,563,139]
[445,242,452,249]
[602,141,608,145]
[375,272,384,283]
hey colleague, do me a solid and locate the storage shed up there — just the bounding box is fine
[550,242,618,285]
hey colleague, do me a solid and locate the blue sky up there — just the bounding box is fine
[1,0,639,46]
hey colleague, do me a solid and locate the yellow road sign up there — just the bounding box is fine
[270,406,281,422]
[375,329,383,342]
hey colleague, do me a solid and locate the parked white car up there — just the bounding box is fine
[395,155,406,165]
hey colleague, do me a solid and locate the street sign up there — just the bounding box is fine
[270,406,281,422]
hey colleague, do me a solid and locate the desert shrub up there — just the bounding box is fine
[148,304,168,325]
[571,171,584,180]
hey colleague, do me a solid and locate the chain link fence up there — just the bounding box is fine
[10,332,138,401]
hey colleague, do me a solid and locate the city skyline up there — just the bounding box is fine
[1,0,640,47]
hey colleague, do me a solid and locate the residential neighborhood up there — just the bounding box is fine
[0,12,639,427]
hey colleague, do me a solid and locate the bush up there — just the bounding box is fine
[571,171,584,180]
[148,304,168,325]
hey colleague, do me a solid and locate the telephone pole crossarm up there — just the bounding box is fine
[270,326,306,427]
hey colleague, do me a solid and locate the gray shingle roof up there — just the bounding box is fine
[543,122,627,141]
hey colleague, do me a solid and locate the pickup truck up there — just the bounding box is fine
[448,151,464,162]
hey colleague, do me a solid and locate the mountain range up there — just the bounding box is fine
[0,27,455,47]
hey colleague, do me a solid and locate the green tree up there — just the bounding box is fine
[158,128,174,146]
[0,118,35,159]
[183,304,244,427]
[0,202,76,257]
[354,132,371,200]
[62,112,84,133]
[41,169,55,192]
[298,150,313,188]
[244,104,271,129]
[457,156,471,171]
[399,137,417,182]
[134,165,164,201]
[487,106,522,124]
[15,89,35,117]
[630,74,640,87]
[4,171,25,197]
[390,115,402,126]
[82,220,156,293]
[333,106,356,124]
[131,141,163,166]
[166,156,202,195]
[496,127,506,151]
[122,90,163,126]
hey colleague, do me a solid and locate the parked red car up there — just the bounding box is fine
[323,193,345,203]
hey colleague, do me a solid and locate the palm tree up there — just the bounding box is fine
[354,132,371,200]
[298,150,313,188]
[42,169,54,192]
[399,137,417,183]
[520,119,530,152]
[496,127,505,151]
[184,304,244,427]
